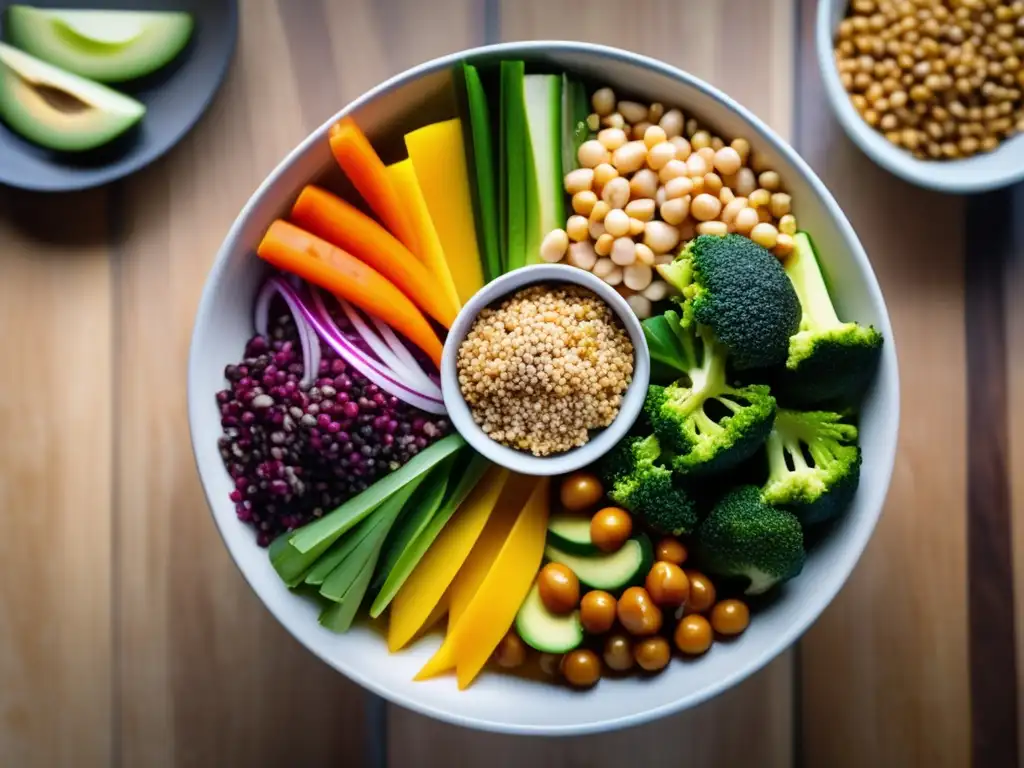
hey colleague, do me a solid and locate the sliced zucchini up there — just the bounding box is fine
[547,511,598,556]
[515,582,583,654]
[544,533,653,592]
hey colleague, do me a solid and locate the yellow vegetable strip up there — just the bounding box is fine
[416,478,550,688]
[387,467,510,652]
[405,119,485,305]
[385,159,462,315]
[448,478,536,629]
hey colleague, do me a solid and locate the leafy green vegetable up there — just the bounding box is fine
[369,452,491,618]
[500,60,528,272]
[522,74,563,267]
[459,62,502,281]
[561,74,588,177]
[285,434,465,556]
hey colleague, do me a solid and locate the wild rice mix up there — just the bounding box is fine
[457,284,634,456]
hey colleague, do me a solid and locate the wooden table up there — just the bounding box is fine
[2,0,1018,765]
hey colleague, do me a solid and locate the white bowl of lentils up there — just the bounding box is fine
[820,0,1024,193]
[442,264,650,476]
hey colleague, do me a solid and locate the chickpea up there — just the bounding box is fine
[647,141,677,170]
[561,649,601,688]
[750,222,780,250]
[566,215,590,242]
[537,563,580,614]
[645,561,690,607]
[630,168,660,199]
[597,128,628,151]
[685,571,716,613]
[658,159,688,185]
[697,221,729,236]
[580,590,617,634]
[564,168,595,194]
[634,636,672,672]
[590,507,633,552]
[493,631,527,668]
[560,472,603,511]
[655,537,688,565]
[603,633,635,672]
[591,87,616,116]
[593,162,619,189]
[733,207,759,235]
[691,193,723,221]
[674,614,714,656]
[710,599,751,637]
[734,167,757,196]
[578,140,611,168]
[713,146,742,175]
[617,586,663,636]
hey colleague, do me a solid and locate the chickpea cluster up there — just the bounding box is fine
[539,87,798,319]
[456,286,633,457]
[835,0,1024,159]
[492,472,753,689]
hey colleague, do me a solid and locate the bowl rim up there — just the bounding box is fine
[188,39,901,735]
[439,263,652,477]
[815,0,1024,194]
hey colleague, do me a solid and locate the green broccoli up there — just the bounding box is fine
[598,434,699,535]
[777,232,883,405]
[761,409,861,526]
[657,234,801,370]
[641,318,776,476]
[697,485,805,595]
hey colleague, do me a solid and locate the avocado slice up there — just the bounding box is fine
[515,582,583,654]
[5,5,194,83]
[0,43,145,152]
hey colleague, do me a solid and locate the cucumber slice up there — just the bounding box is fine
[523,74,564,267]
[547,511,598,556]
[561,75,588,175]
[515,582,583,654]
[458,62,502,281]
[544,533,653,592]
[500,60,527,272]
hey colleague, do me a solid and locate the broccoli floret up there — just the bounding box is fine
[697,485,805,595]
[761,409,861,526]
[642,323,776,476]
[777,232,883,405]
[657,234,801,370]
[598,434,699,535]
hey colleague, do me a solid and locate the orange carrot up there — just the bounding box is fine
[329,117,420,257]
[290,185,457,329]
[257,220,443,367]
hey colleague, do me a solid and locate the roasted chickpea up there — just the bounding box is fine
[684,570,717,614]
[617,586,663,636]
[560,472,604,512]
[634,636,672,672]
[493,631,527,668]
[590,507,633,552]
[537,563,580,614]
[539,653,562,676]
[561,649,602,688]
[645,561,690,607]
[654,536,688,565]
[580,590,617,634]
[603,633,635,672]
[711,599,751,637]
[674,614,714,656]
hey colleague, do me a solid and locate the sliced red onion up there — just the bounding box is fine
[275,281,446,415]
[370,315,442,393]
[254,278,320,389]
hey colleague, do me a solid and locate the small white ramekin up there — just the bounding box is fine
[440,263,651,477]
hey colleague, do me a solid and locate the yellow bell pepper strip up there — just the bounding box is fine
[386,468,511,652]
[404,119,485,305]
[447,478,536,629]
[385,159,462,315]
[415,478,550,688]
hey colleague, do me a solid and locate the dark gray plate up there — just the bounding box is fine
[0,0,237,192]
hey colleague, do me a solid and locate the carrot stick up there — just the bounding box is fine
[257,220,443,367]
[290,185,457,329]
[329,117,420,258]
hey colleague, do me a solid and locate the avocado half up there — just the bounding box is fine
[4,5,194,83]
[0,43,146,152]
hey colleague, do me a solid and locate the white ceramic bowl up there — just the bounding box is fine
[440,264,651,477]
[818,0,1024,193]
[188,41,900,736]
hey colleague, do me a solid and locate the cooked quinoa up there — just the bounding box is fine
[457,284,634,456]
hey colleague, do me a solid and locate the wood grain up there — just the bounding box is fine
[113,1,365,765]
[382,2,797,765]
[0,190,113,767]
[795,1,971,766]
